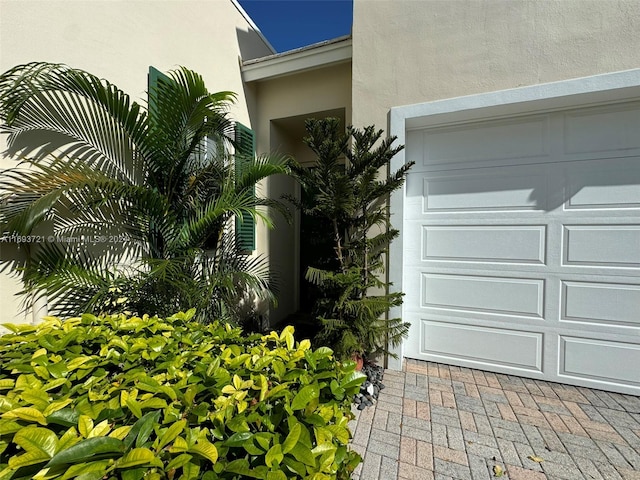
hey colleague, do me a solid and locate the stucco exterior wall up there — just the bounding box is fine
[0,0,273,323]
[352,0,640,130]
[0,0,272,125]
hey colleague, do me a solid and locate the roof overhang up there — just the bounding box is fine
[242,35,352,83]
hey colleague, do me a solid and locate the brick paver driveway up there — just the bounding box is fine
[349,360,640,480]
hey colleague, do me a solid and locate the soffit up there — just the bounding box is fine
[242,35,352,82]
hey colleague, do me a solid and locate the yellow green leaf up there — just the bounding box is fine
[290,443,315,467]
[166,453,193,470]
[88,419,110,438]
[13,426,57,456]
[190,440,218,464]
[292,384,319,411]
[109,426,132,440]
[0,420,21,435]
[528,455,544,463]
[265,444,283,468]
[254,433,271,451]
[21,389,50,410]
[311,442,335,457]
[120,390,129,407]
[78,415,93,438]
[33,366,50,380]
[0,379,15,390]
[60,460,110,480]
[15,374,42,390]
[32,348,48,360]
[116,447,162,468]
[42,378,67,392]
[170,436,189,453]
[279,326,294,351]
[66,356,91,370]
[43,399,72,417]
[57,428,79,452]
[125,398,142,419]
[2,407,47,425]
[221,385,236,394]
[326,425,350,444]
[319,450,336,471]
[493,465,504,477]
[159,385,177,401]
[267,471,287,480]
[139,397,167,410]
[282,424,301,454]
[8,449,50,468]
[157,419,186,451]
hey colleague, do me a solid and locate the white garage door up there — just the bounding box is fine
[402,101,640,395]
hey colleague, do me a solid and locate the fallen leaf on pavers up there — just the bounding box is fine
[528,455,544,463]
[493,465,504,477]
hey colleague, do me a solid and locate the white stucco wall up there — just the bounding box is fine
[352,0,640,130]
[0,0,273,323]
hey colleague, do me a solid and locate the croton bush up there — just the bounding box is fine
[0,310,364,479]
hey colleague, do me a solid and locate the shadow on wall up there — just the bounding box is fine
[235,27,274,63]
[405,157,640,212]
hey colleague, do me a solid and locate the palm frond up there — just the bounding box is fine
[0,62,286,324]
[0,62,146,182]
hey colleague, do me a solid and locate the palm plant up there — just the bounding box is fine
[289,118,413,360]
[0,62,289,323]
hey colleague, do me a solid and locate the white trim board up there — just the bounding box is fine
[387,69,640,371]
[242,37,352,82]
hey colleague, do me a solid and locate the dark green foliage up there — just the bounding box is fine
[0,62,289,323]
[0,311,364,479]
[289,118,414,359]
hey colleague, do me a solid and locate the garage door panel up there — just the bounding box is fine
[563,225,640,268]
[564,157,640,210]
[560,336,640,386]
[423,167,548,212]
[423,115,550,166]
[563,103,640,156]
[422,273,544,319]
[420,319,543,372]
[561,280,640,329]
[423,225,546,265]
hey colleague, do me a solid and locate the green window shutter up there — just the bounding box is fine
[235,122,256,252]
[148,66,172,121]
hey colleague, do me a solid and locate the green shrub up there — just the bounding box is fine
[289,118,412,360]
[0,311,364,479]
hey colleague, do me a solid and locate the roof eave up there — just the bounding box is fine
[242,35,352,82]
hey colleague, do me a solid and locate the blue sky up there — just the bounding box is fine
[238,0,353,53]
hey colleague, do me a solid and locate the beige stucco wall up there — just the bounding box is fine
[352,0,640,130]
[0,0,273,323]
[251,61,352,324]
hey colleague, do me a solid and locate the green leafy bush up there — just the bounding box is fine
[0,311,364,479]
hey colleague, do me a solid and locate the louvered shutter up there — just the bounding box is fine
[235,123,256,251]
[148,66,172,121]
